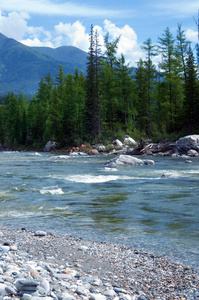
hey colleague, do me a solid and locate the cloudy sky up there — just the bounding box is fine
[0,0,198,65]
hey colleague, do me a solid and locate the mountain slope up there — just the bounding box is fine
[0,33,87,97]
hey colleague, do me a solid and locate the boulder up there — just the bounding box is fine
[187,149,198,157]
[105,155,154,167]
[88,149,99,155]
[123,136,137,146]
[114,139,123,148]
[176,135,199,153]
[44,141,57,152]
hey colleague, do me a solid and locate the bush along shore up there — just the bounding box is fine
[0,227,198,300]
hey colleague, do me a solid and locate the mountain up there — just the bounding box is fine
[0,33,87,97]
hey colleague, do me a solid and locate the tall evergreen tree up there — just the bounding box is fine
[86,25,101,142]
[176,23,189,79]
[140,38,157,137]
[158,27,184,132]
[184,45,199,131]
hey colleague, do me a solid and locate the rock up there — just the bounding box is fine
[88,149,99,155]
[60,292,76,300]
[90,293,106,300]
[34,230,47,236]
[0,283,6,295]
[44,141,57,152]
[104,289,117,297]
[114,139,123,148]
[5,286,18,296]
[187,149,198,157]
[96,145,106,152]
[123,136,137,146]
[176,135,199,153]
[119,293,131,300]
[78,245,88,251]
[105,155,154,167]
[0,245,10,252]
[76,286,89,296]
[39,278,50,294]
[15,279,39,292]
[91,279,102,286]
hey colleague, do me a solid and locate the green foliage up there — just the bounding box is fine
[0,24,199,149]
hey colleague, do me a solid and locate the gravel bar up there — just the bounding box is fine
[0,227,198,300]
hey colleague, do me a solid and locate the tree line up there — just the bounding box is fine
[0,24,199,149]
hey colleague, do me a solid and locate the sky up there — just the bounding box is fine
[0,0,198,66]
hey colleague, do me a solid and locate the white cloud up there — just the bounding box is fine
[0,11,29,40]
[103,20,144,65]
[186,29,198,43]
[0,0,131,18]
[55,20,89,51]
[21,37,54,47]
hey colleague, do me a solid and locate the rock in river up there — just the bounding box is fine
[105,155,154,167]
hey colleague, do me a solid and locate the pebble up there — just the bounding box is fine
[0,227,198,300]
[34,231,47,237]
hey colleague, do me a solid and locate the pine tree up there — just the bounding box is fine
[184,45,199,131]
[158,27,184,132]
[86,25,101,142]
[141,38,157,137]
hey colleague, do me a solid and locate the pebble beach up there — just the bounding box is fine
[0,227,198,300]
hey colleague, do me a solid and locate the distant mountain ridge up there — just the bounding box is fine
[0,33,87,97]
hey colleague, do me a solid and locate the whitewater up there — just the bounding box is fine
[0,151,198,268]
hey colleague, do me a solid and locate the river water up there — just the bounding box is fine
[0,151,198,268]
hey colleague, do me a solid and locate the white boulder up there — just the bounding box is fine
[105,155,154,167]
[176,135,199,153]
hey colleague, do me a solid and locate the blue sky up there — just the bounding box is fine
[0,0,198,65]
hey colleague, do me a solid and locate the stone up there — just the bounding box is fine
[44,141,57,152]
[15,279,39,292]
[5,286,18,296]
[119,293,131,300]
[123,136,137,146]
[78,245,88,251]
[60,292,76,300]
[34,231,47,236]
[176,135,199,153]
[76,286,89,296]
[21,294,32,300]
[88,149,99,155]
[0,283,6,295]
[91,279,102,286]
[39,278,50,294]
[115,139,123,148]
[105,155,154,167]
[0,245,10,252]
[90,294,106,300]
[104,289,117,297]
[187,149,198,157]
[96,145,106,152]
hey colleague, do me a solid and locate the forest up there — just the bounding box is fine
[0,24,199,149]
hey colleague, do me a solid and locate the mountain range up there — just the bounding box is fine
[0,33,88,98]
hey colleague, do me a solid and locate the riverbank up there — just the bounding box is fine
[0,227,198,300]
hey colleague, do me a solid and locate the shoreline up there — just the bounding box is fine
[0,226,198,300]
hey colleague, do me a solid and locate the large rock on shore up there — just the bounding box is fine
[44,141,57,152]
[176,135,199,153]
[105,155,154,167]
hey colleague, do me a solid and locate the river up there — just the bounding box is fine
[0,151,198,268]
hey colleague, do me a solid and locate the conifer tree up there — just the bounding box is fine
[184,45,199,131]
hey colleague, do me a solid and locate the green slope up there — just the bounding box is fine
[0,33,87,97]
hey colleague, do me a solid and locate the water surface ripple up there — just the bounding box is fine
[0,151,198,268]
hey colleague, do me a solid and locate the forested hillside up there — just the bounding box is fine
[0,24,199,149]
[0,33,87,97]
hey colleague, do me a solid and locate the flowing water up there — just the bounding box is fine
[0,151,199,268]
